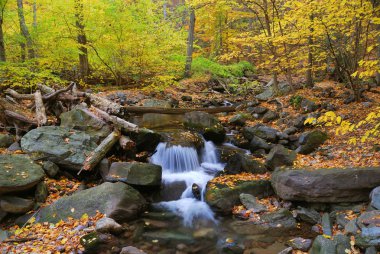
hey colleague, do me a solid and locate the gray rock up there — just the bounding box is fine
[252,106,268,114]
[143,231,194,245]
[181,95,193,102]
[249,136,271,152]
[21,126,99,171]
[370,186,380,210]
[356,227,380,248]
[80,232,118,253]
[205,179,273,214]
[0,229,9,241]
[0,208,7,222]
[297,130,328,154]
[98,158,110,180]
[0,154,45,195]
[239,193,267,212]
[365,246,378,254]
[334,234,351,254]
[60,108,112,139]
[321,213,333,237]
[35,181,49,203]
[262,110,279,123]
[295,207,321,224]
[129,128,161,152]
[301,98,318,113]
[0,133,14,148]
[271,167,380,203]
[42,161,59,178]
[105,162,162,187]
[223,153,267,175]
[36,182,146,223]
[344,218,359,234]
[310,235,336,254]
[265,145,296,170]
[120,246,147,254]
[284,127,298,135]
[7,142,21,151]
[95,217,123,234]
[243,125,278,143]
[287,237,312,251]
[0,196,35,214]
[184,111,225,143]
[143,99,172,108]
[229,114,248,126]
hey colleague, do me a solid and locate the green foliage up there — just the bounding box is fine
[289,95,304,109]
[190,57,254,78]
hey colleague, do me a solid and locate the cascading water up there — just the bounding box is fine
[150,140,224,227]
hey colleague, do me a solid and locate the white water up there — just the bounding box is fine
[150,140,224,227]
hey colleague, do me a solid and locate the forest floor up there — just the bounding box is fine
[1,78,379,253]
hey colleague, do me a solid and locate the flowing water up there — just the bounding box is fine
[150,140,225,227]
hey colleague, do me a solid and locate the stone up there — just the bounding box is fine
[243,124,278,143]
[356,227,380,248]
[230,209,297,236]
[321,213,333,237]
[292,115,307,129]
[262,110,279,123]
[365,246,378,254]
[80,232,118,254]
[129,128,161,152]
[60,108,112,139]
[95,217,123,234]
[120,246,147,254]
[205,179,273,214]
[223,153,267,175]
[21,126,99,171]
[7,142,21,152]
[36,182,146,223]
[143,99,172,108]
[271,167,380,203]
[98,158,110,181]
[143,231,194,245]
[301,98,318,113]
[284,127,298,135]
[278,247,293,254]
[295,207,321,224]
[239,193,267,212]
[181,95,192,102]
[0,133,14,148]
[251,106,268,114]
[297,130,328,155]
[229,114,248,126]
[265,145,296,170]
[192,183,202,200]
[370,186,380,210]
[184,111,226,144]
[249,136,271,152]
[0,154,45,195]
[35,181,49,203]
[334,234,351,254]
[344,218,359,235]
[163,131,204,149]
[287,237,312,251]
[0,208,7,222]
[42,161,60,178]
[0,196,35,214]
[310,235,336,254]
[105,162,162,187]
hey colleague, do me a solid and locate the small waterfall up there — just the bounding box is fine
[150,139,224,226]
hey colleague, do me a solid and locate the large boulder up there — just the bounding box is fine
[143,99,172,108]
[129,128,161,152]
[60,108,112,139]
[184,111,226,144]
[105,162,162,187]
[297,130,328,155]
[223,153,267,175]
[21,126,99,171]
[271,167,380,202]
[265,145,296,170]
[242,124,278,143]
[205,178,273,214]
[0,196,35,214]
[0,154,45,195]
[162,131,204,150]
[36,182,146,223]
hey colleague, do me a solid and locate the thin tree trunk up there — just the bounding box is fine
[33,0,37,29]
[184,8,195,78]
[75,0,89,80]
[306,11,314,87]
[376,22,380,86]
[17,0,35,59]
[0,0,6,62]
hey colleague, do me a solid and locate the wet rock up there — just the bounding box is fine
[297,130,328,155]
[192,183,202,200]
[230,135,250,150]
[365,246,377,254]
[205,179,273,214]
[143,231,194,245]
[42,161,59,178]
[229,114,248,126]
[0,196,35,214]
[243,124,278,143]
[294,207,321,224]
[120,246,147,254]
[0,208,7,222]
[370,186,380,210]
[184,111,226,144]
[35,182,49,203]
[230,209,297,236]
[301,98,318,113]
[271,167,380,202]
[249,136,271,152]
[223,153,267,175]
[60,107,112,139]
[221,240,244,254]
[21,126,99,171]
[0,154,45,195]
[239,193,267,212]
[98,158,110,181]
[262,110,279,123]
[163,131,204,149]
[105,162,162,187]
[143,99,172,108]
[321,213,333,237]
[129,128,161,152]
[265,145,296,170]
[287,237,312,251]
[36,182,146,223]
[310,235,336,254]
[0,133,14,148]
[80,232,119,254]
[95,217,123,235]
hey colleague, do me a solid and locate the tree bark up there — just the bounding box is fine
[306,12,314,87]
[184,8,195,77]
[17,0,35,59]
[0,0,6,62]
[74,0,89,80]
[34,90,47,126]
[119,135,135,151]
[92,106,139,132]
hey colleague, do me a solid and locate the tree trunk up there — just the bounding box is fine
[184,8,195,78]
[0,18,5,61]
[75,0,89,80]
[306,12,314,87]
[34,90,47,126]
[17,0,35,59]
[376,22,380,86]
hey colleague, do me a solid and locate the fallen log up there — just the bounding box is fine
[37,83,55,94]
[4,110,37,125]
[5,89,34,100]
[92,106,139,132]
[123,106,236,114]
[34,90,47,126]
[78,130,120,175]
[85,93,125,116]
[119,135,136,151]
